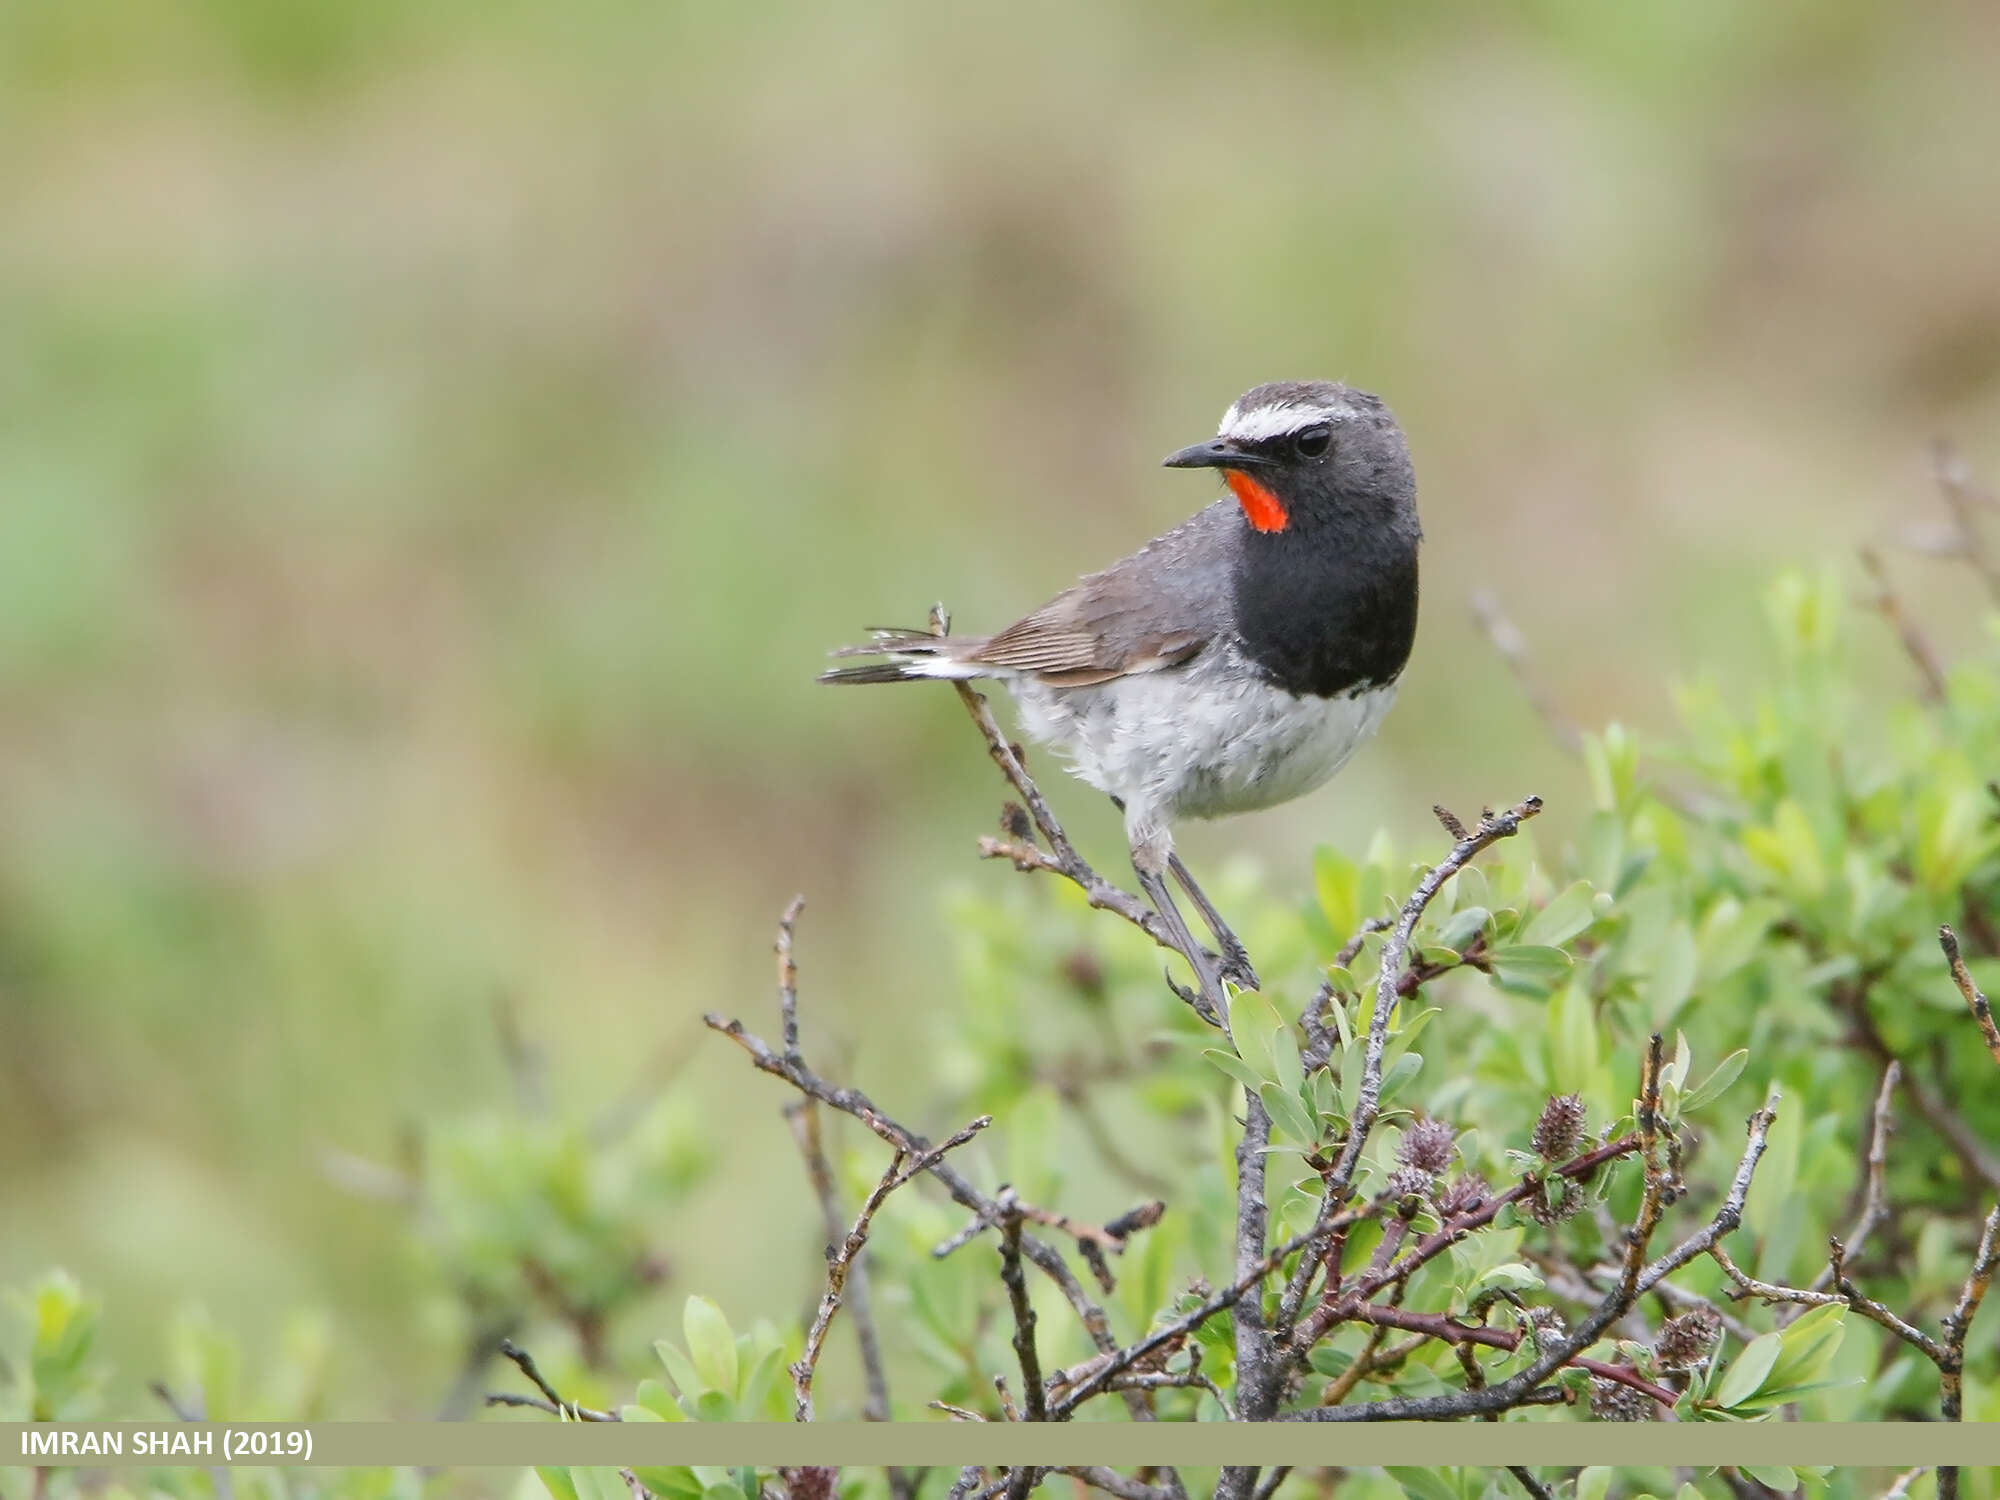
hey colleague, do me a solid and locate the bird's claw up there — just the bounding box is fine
[1215,940,1260,992]
[1164,966,1225,1028]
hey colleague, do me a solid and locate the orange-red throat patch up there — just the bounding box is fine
[1225,469,1289,533]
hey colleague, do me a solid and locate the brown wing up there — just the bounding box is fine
[961,498,1241,686]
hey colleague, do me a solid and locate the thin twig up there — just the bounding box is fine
[787,1101,892,1421]
[489,1340,619,1421]
[1051,1470,1170,1500]
[778,895,806,1063]
[793,1116,990,1420]
[1800,1061,1899,1302]
[1940,925,2000,1069]
[1931,439,2000,605]
[997,1189,1050,1422]
[1470,592,1585,755]
[948,681,1180,965]
[705,1008,1156,1424]
[1940,1198,2000,1423]
[1859,547,1949,702]
[1346,1303,1679,1409]
[148,1383,236,1500]
[1506,1469,1557,1500]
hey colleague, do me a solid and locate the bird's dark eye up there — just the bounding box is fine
[1293,425,1332,458]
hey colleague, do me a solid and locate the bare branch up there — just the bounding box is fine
[1931,438,2000,604]
[488,1339,619,1422]
[996,1189,1049,1422]
[793,1116,991,1420]
[1940,1197,2000,1423]
[705,1007,1155,1423]
[1940,925,2000,1070]
[777,894,806,1063]
[1859,547,1949,702]
[1507,1469,1557,1500]
[1052,1470,1171,1500]
[786,1101,892,1421]
[1470,591,1585,755]
[1799,1061,1899,1304]
[944,668,1191,980]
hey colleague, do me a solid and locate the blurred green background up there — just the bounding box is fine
[3,0,1999,1416]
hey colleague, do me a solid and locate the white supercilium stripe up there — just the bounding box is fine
[1217,401,1335,444]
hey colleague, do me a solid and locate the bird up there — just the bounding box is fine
[820,380,1420,1020]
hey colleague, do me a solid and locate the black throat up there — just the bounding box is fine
[1229,511,1420,699]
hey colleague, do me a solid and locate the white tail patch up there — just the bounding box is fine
[896,654,989,681]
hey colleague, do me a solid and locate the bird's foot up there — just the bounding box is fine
[1214,936,1260,992]
[1164,966,1225,1028]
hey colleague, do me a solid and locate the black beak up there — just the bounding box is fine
[1162,437,1271,470]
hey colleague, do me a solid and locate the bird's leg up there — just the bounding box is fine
[1135,864,1228,1028]
[1124,808,1229,1026]
[1168,853,1260,992]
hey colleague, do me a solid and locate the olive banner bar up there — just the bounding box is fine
[4,1422,1997,1470]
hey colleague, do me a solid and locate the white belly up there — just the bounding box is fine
[1008,649,1398,826]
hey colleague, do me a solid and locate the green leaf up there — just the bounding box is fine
[736,1345,784,1418]
[1715,1329,1783,1409]
[1649,923,1698,1026]
[1521,880,1599,947]
[655,1338,704,1403]
[633,1379,688,1421]
[1489,944,1572,995]
[1307,1345,1352,1378]
[1259,1081,1318,1146]
[1269,1018,1304,1097]
[1379,1052,1423,1103]
[1766,1303,1846,1393]
[1387,1469,1465,1500]
[1470,1262,1544,1297]
[1315,846,1362,945]
[1741,1470,1798,1494]
[1575,1470,1613,1500]
[536,1470,581,1500]
[1203,1048,1267,1096]
[1683,1049,1749,1112]
[1227,992,1288,1084]
[1433,906,1490,953]
[682,1297,738,1398]
[630,1472,700,1500]
[1546,981,1599,1096]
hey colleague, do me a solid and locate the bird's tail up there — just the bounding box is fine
[818,626,987,685]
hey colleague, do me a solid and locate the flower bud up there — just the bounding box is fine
[1532,1092,1587,1161]
[1589,1375,1652,1421]
[1654,1306,1722,1370]
[1398,1118,1458,1175]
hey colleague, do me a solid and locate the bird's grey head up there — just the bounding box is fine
[1162,379,1417,536]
